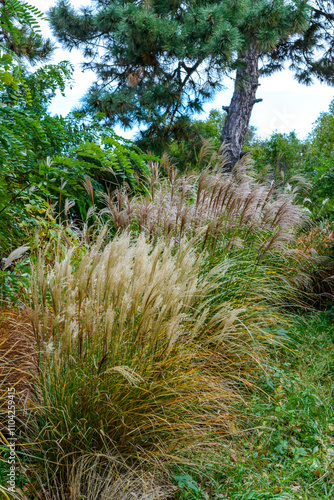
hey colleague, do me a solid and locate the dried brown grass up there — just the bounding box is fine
[21,455,171,500]
[0,309,37,409]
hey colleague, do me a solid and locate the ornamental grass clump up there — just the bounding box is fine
[101,157,310,309]
[101,157,306,255]
[27,231,277,477]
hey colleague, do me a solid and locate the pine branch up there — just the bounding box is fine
[313,8,334,22]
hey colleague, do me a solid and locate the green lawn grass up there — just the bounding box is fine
[173,310,334,500]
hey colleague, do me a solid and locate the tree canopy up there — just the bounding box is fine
[49,0,314,156]
[271,0,334,85]
[0,0,53,63]
[49,0,247,149]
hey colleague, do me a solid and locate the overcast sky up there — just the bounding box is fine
[31,0,333,140]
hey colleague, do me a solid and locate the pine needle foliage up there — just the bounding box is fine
[48,0,246,148]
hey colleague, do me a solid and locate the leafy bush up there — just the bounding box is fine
[163,109,256,172]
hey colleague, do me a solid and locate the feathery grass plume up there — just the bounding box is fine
[25,230,280,493]
[100,157,306,254]
[99,157,310,309]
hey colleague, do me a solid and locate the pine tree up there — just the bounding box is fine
[49,0,310,163]
[220,0,310,169]
[48,0,246,151]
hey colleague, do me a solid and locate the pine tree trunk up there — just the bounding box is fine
[220,40,260,171]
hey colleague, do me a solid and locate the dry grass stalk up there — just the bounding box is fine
[0,309,37,409]
[23,454,171,500]
[2,246,30,271]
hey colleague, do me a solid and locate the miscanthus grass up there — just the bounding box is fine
[0,310,37,408]
[0,157,313,498]
[99,157,311,310]
[101,157,306,254]
[13,229,282,498]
